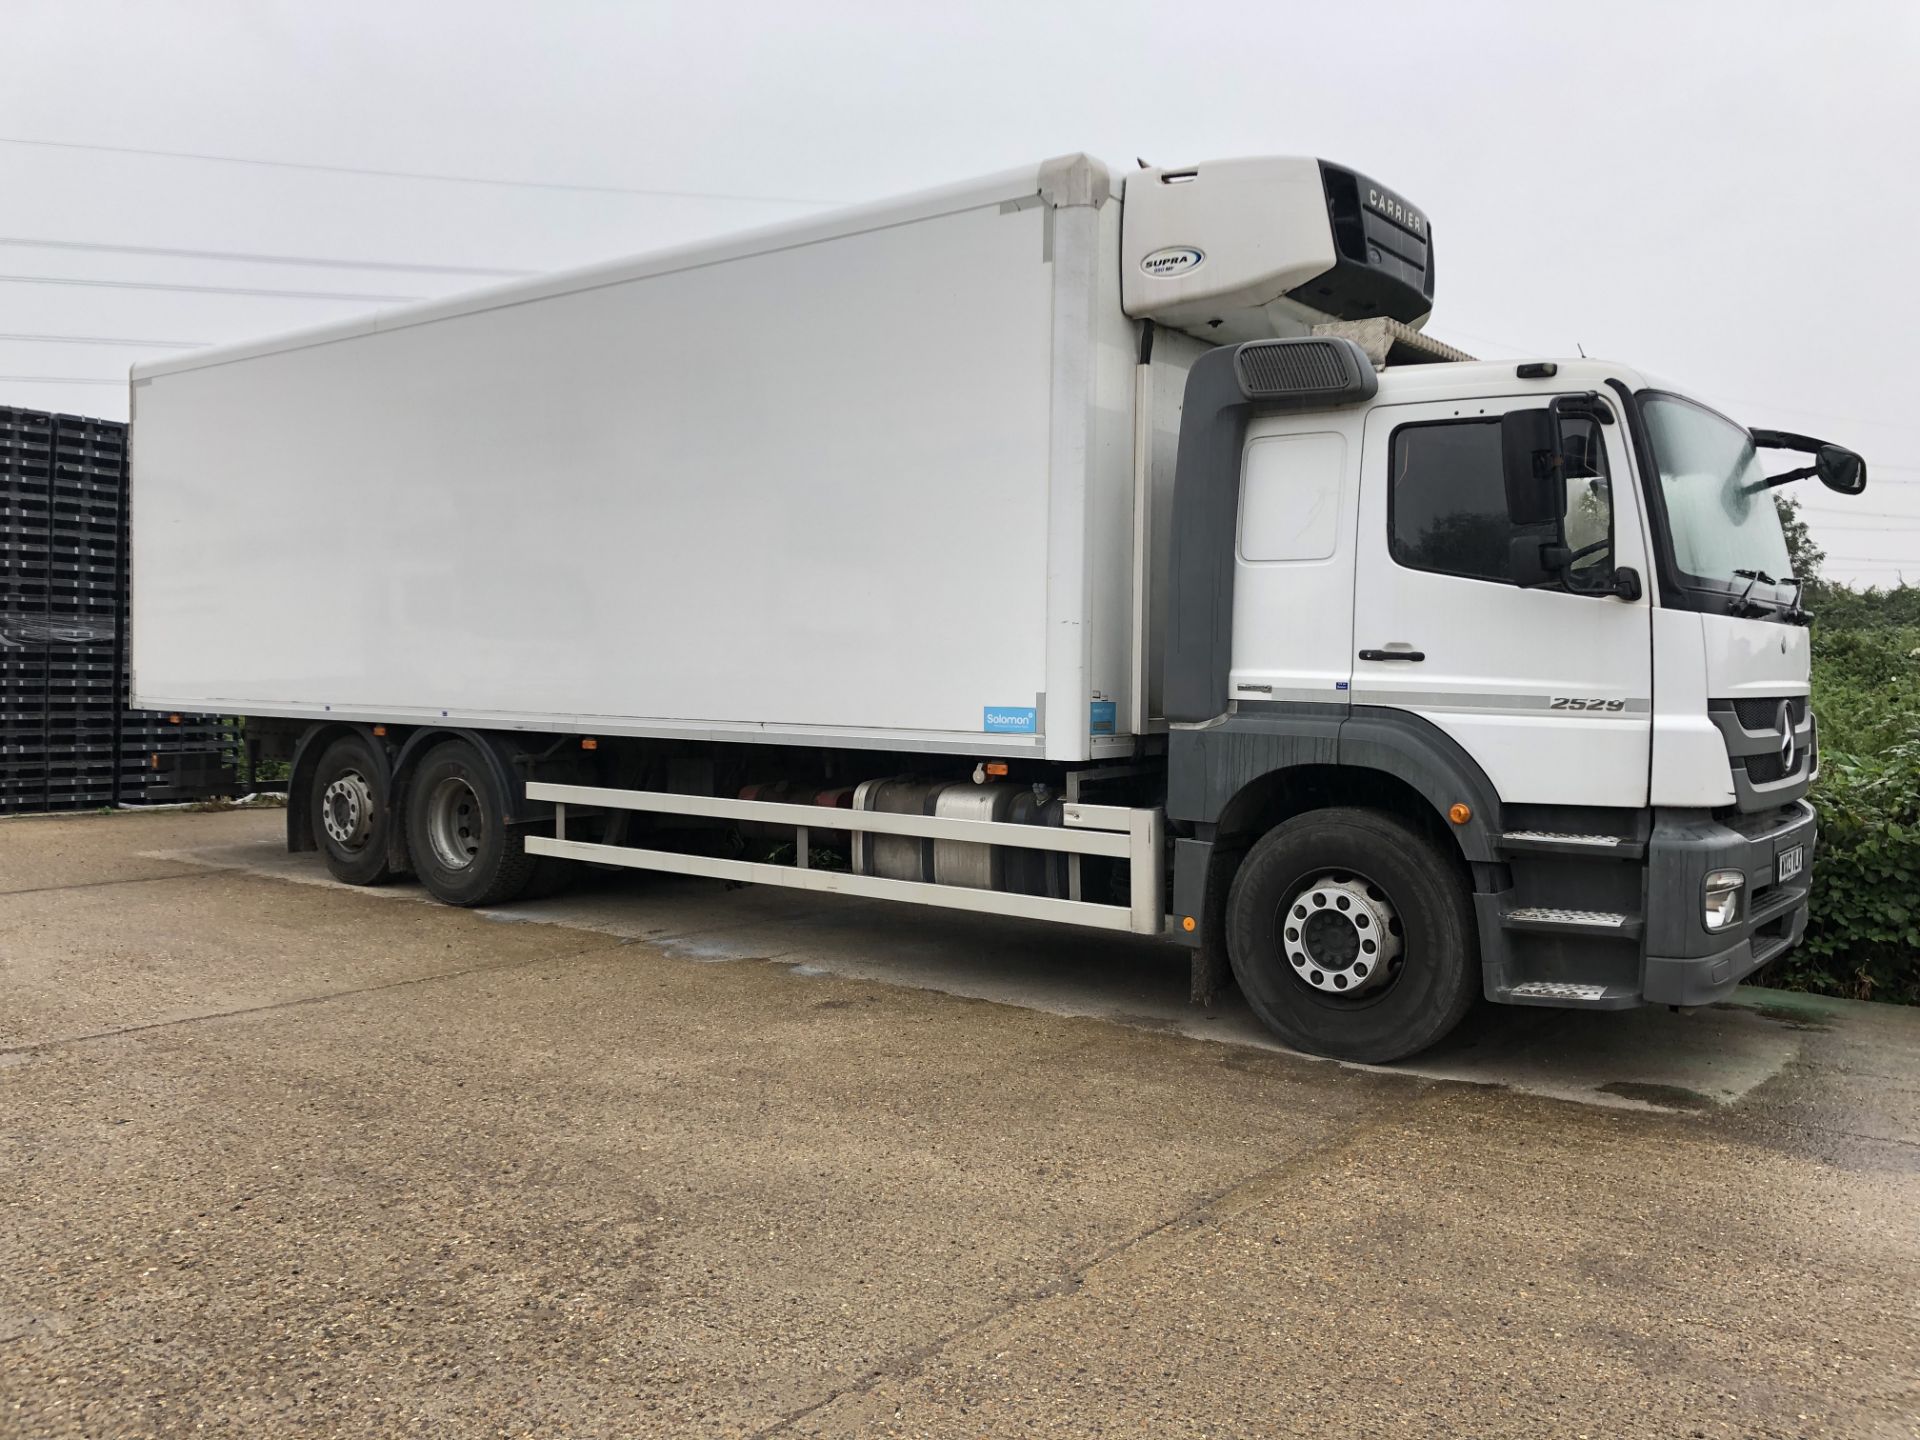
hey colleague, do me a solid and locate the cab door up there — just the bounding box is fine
[1228,414,1364,708]
[1350,391,1652,807]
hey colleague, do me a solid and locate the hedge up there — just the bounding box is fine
[1753,613,1920,1004]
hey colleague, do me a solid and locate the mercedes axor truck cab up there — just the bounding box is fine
[130,153,1869,1062]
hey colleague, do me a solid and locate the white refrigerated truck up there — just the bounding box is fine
[130,153,1868,1062]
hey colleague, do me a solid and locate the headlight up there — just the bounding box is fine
[1703,870,1745,931]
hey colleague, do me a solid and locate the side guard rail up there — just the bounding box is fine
[523,782,1165,936]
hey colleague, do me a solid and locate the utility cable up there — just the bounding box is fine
[0,273,417,302]
[0,234,529,278]
[0,134,841,206]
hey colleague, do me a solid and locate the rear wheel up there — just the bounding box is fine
[404,739,539,907]
[1225,807,1478,1063]
[309,734,396,886]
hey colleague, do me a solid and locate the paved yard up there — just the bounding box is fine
[2,807,1916,1438]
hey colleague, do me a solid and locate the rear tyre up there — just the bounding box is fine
[1225,807,1478,1064]
[309,733,396,886]
[404,739,539,907]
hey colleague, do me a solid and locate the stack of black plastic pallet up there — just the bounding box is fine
[1,404,227,814]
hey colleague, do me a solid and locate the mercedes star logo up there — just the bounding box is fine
[1777,700,1797,772]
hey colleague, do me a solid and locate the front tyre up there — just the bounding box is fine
[404,739,538,907]
[310,734,396,886]
[1225,807,1478,1063]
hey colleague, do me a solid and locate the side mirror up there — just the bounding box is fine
[1507,531,1554,587]
[1503,395,1618,593]
[1501,409,1562,527]
[1817,443,1866,495]
[1752,428,1869,497]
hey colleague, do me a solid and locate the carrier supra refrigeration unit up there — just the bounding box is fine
[131,154,1868,1062]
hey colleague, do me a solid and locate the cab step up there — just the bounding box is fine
[1501,905,1645,940]
[1498,830,1646,860]
[1497,980,1641,1009]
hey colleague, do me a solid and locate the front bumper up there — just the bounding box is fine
[1641,800,1816,1006]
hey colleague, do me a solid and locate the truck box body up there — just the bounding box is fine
[131,157,1211,762]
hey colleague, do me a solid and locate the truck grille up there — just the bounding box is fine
[1731,696,1808,731]
[1235,340,1349,395]
[1708,697,1816,811]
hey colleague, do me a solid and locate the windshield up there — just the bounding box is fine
[1642,394,1794,585]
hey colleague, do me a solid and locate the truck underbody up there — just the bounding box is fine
[256,702,1816,1064]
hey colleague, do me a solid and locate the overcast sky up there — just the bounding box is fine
[4,0,1916,584]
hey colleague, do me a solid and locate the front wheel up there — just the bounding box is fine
[403,739,539,907]
[1225,808,1478,1063]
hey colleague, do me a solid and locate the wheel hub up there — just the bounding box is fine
[320,771,374,849]
[1281,874,1404,996]
[425,775,484,872]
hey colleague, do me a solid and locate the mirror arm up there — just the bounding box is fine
[1749,428,1824,453]
[1748,465,1817,492]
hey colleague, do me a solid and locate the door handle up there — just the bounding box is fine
[1358,649,1425,662]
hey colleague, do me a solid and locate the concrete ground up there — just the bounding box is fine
[2,808,1916,1439]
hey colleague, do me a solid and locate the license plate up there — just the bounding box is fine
[1777,845,1804,883]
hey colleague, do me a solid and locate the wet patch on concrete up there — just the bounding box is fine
[1597,1081,1716,1112]
[149,839,1827,1116]
[1721,997,1838,1031]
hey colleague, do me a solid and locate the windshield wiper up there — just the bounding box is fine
[1729,567,1776,618]
[1781,573,1812,625]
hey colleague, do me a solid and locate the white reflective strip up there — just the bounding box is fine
[524,835,1149,933]
[527,782,1131,857]
[1351,690,1651,715]
[1233,684,1346,704]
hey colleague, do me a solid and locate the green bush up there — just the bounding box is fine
[1755,607,1920,1004]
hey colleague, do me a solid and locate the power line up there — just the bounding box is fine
[1806,530,1920,540]
[1423,327,1533,355]
[0,330,207,348]
[0,273,417,303]
[1800,508,1920,522]
[1707,394,1920,437]
[0,134,841,207]
[1424,325,1917,441]
[0,235,530,279]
